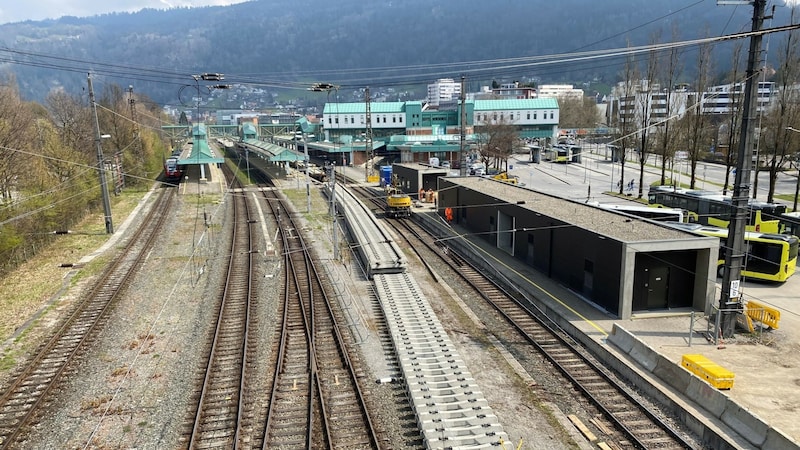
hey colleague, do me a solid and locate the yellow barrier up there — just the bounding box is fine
[681,354,735,390]
[745,300,780,330]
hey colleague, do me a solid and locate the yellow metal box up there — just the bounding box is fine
[681,354,735,390]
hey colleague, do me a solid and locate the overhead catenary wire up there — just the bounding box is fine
[2,21,799,95]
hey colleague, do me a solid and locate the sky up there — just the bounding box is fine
[0,0,251,25]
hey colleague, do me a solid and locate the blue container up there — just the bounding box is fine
[380,166,392,187]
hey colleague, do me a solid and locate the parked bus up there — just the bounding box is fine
[544,144,581,163]
[648,185,785,233]
[779,211,800,237]
[667,223,798,283]
[589,202,688,223]
[544,145,569,163]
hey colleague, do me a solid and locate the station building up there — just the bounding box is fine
[433,176,719,319]
[313,98,559,167]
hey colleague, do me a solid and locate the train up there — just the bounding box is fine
[164,157,182,181]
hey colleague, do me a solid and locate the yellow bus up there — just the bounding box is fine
[669,223,798,283]
[648,186,785,233]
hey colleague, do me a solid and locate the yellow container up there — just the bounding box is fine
[681,354,735,390]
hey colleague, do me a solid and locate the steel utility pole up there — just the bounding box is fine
[88,74,114,234]
[308,82,341,259]
[718,0,766,338]
[303,131,310,213]
[460,75,467,177]
[365,86,373,182]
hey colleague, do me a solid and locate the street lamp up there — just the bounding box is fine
[309,82,341,259]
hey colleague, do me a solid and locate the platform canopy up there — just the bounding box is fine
[179,124,224,165]
[242,138,305,162]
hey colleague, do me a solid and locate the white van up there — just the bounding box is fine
[469,162,485,175]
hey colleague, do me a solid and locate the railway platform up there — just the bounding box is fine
[177,161,226,195]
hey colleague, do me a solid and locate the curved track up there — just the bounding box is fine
[0,187,175,449]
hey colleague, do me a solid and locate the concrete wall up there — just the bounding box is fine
[609,325,798,450]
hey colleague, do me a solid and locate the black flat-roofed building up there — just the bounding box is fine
[436,177,718,319]
[391,163,449,199]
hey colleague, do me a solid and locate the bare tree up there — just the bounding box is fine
[558,96,600,128]
[611,47,639,194]
[719,43,746,196]
[0,79,35,201]
[655,26,684,187]
[476,115,518,173]
[759,7,800,203]
[46,90,95,158]
[634,34,661,199]
[684,38,714,188]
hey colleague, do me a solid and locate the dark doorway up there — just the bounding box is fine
[645,266,669,309]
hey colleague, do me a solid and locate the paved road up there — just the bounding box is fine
[506,144,799,208]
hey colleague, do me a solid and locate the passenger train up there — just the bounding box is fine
[164,157,182,181]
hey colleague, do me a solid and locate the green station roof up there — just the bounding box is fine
[178,124,224,165]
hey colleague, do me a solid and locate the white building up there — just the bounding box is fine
[427,78,461,107]
[701,81,775,115]
[538,84,584,100]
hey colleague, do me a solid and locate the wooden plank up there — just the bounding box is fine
[568,414,597,442]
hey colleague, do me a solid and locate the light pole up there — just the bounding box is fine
[786,127,800,211]
[309,82,340,259]
[329,161,338,260]
[88,74,113,234]
[303,131,310,213]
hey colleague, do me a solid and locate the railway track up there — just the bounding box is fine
[347,179,697,448]
[400,215,696,449]
[187,172,257,448]
[0,187,176,449]
[261,183,381,449]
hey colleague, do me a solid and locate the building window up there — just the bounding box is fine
[550,112,554,119]
[533,113,537,120]
[527,112,531,120]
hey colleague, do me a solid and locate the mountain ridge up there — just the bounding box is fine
[0,1,787,105]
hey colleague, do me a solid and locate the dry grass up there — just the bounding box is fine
[0,190,146,362]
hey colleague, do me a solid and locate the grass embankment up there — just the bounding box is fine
[0,189,147,370]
